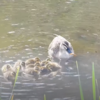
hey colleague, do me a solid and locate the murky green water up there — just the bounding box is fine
[0,0,100,100]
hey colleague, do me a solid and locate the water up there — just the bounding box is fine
[0,0,100,100]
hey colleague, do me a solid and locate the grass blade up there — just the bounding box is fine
[76,61,84,100]
[13,66,20,88]
[9,66,20,100]
[92,62,96,100]
[11,95,14,100]
[44,94,46,100]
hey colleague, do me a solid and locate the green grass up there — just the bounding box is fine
[9,66,20,100]
[44,94,46,100]
[13,67,20,88]
[76,61,84,100]
[92,62,96,100]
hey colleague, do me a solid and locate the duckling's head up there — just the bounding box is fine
[46,58,51,61]
[20,61,25,67]
[20,61,25,71]
[34,62,41,66]
[1,64,12,73]
[41,60,49,66]
[15,60,25,71]
[34,57,40,62]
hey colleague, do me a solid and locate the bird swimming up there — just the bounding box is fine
[1,64,16,86]
[13,60,25,74]
[48,35,76,65]
[25,57,41,66]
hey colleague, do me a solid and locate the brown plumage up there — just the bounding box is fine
[13,60,25,73]
[46,62,61,72]
[25,57,41,66]
[40,65,52,75]
[22,68,40,80]
[45,62,62,76]
[1,64,16,86]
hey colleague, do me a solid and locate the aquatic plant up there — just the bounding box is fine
[92,62,96,100]
[9,66,20,100]
[44,94,46,100]
[76,61,84,100]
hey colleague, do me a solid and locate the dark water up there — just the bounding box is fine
[0,0,100,100]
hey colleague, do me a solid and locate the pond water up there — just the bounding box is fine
[0,0,100,100]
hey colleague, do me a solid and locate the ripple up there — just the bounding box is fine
[13,89,32,92]
[22,83,45,87]
[35,83,45,86]
[8,31,15,34]
[20,27,25,30]
[4,18,9,20]
[46,91,53,93]
[46,84,56,86]
[1,93,11,95]
[35,86,45,89]
[11,23,19,26]
[5,60,14,63]
[0,87,10,90]
[53,98,61,100]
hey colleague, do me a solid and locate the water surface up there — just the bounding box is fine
[0,0,100,100]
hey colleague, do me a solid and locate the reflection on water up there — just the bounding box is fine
[0,0,100,100]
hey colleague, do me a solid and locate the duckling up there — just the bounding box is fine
[25,57,41,66]
[33,62,42,71]
[47,62,61,71]
[25,62,41,69]
[48,34,76,65]
[25,64,35,69]
[13,60,25,74]
[40,60,49,66]
[22,68,40,80]
[40,65,52,76]
[46,62,62,76]
[1,64,16,86]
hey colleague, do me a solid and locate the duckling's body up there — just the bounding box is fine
[40,65,52,76]
[46,62,62,76]
[25,57,41,66]
[13,60,25,74]
[33,62,42,71]
[26,64,35,69]
[22,68,39,80]
[25,62,41,69]
[48,35,75,64]
[1,64,16,86]
[40,58,51,66]
[40,60,48,66]
[47,62,61,71]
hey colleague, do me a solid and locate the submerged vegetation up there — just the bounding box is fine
[0,62,99,100]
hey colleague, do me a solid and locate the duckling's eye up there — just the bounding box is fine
[21,62,25,66]
[7,65,10,69]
